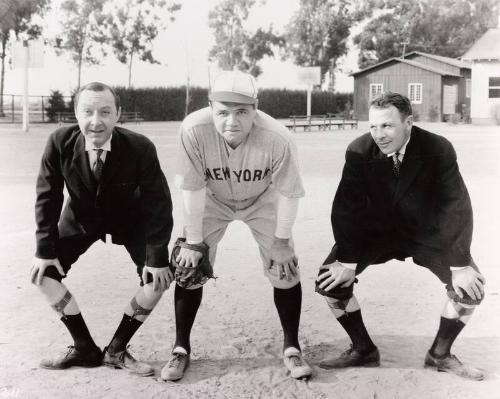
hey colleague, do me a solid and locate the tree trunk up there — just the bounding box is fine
[0,35,8,117]
[185,75,190,117]
[328,58,337,92]
[77,54,82,89]
[128,51,134,88]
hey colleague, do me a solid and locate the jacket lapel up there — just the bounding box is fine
[70,133,96,193]
[394,129,423,204]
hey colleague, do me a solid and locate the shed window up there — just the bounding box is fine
[466,79,471,98]
[370,84,383,100]
[489,77,500,98]
[408,83,422,104]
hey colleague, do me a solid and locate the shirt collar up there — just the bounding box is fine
[84,134,112,152]
[387,133,411,158]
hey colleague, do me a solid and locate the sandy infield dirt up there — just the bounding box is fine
[0,121,499,399]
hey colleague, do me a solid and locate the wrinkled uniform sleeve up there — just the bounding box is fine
[35,134,65,259]
[139,141,174,268]
[271,139,304,198]
[175,124,207,191]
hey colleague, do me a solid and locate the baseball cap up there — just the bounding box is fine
[209,70,258,104]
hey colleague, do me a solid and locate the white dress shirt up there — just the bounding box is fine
[85,136,112,168]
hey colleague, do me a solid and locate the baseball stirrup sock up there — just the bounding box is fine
[107,314,143,354]
[51,291,72,319]
[274,283,302,351]
[430,317,466,358]
[130,297,152,319]
[174,285,203,354]
[61,313,97,350]
[326,297,351,317]
[337,310,376,354]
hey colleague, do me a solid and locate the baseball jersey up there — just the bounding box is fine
[176,107,305,210]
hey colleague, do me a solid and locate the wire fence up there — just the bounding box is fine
[0,94,73,124]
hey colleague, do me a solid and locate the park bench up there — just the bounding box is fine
[57,112,77,124]
[119,111,144,124]
[56,111,144,124]
[285,113,358,131]
[284,115,329,131]
[326,113,358,129]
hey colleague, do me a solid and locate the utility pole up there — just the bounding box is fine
[401,40,410,59]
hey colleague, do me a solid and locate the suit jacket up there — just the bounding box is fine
[330,125,473,268]
[35,125,173,268]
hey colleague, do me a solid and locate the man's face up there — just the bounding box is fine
[369,105,412,154]
[211,101,257,149]
[75,89,121,148]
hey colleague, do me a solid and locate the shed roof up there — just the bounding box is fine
[461,28,500,60]
[350,57,462,77]
[405,51,471,68]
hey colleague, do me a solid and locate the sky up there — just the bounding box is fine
[5,0,356,97]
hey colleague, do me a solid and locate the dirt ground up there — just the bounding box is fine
[0,121,499,399]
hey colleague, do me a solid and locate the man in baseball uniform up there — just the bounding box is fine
[161,70,312,381]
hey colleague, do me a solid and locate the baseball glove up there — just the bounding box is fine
[169,238,215,288]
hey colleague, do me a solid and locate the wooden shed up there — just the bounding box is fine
[350,52,471,121]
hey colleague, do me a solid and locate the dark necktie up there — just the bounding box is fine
[392,152,402,178]
[93,149,104,182]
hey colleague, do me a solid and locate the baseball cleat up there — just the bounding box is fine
[319,345,380,369]
[40,345,102,370]
[283,347,313,379]
[424,351,484,381]
[102,346,154,376]
[161,351,190,381]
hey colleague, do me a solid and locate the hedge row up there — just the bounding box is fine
[113,86,353,121]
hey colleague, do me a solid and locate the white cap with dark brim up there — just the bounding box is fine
[209,70,258,105]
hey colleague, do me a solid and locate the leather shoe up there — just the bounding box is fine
[283,347,313,379]
[319,345,380,369]
[424,351,484,381]
[161,351,190,381]
[40,345,102,370]
[103,346,154,376]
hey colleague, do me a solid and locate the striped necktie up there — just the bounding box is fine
[93,149,104,182]
[392,152,402,178]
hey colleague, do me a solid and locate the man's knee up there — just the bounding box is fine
[268,273,301,290]
[143,282,166,299]
[41,266,64,283]
[315,279,356,300]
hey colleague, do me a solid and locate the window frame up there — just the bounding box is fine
[488,77,500,98]
[369,83,383,101]
[408,83,423,104]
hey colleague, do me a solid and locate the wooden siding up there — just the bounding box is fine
[406,54,461,75]
[354,61,442,121]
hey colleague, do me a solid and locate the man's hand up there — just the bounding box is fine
[176,246,203,268]
[30,257,65,285]
[269,237,298,281]
[317,261,356,291]
[141,265,174,292]
[451,266,485,301]
[172,246,204,282]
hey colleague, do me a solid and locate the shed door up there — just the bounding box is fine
[443,85,458,114]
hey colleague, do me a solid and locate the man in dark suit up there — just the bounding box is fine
[30,82,174,376]
[316,92,486,380]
